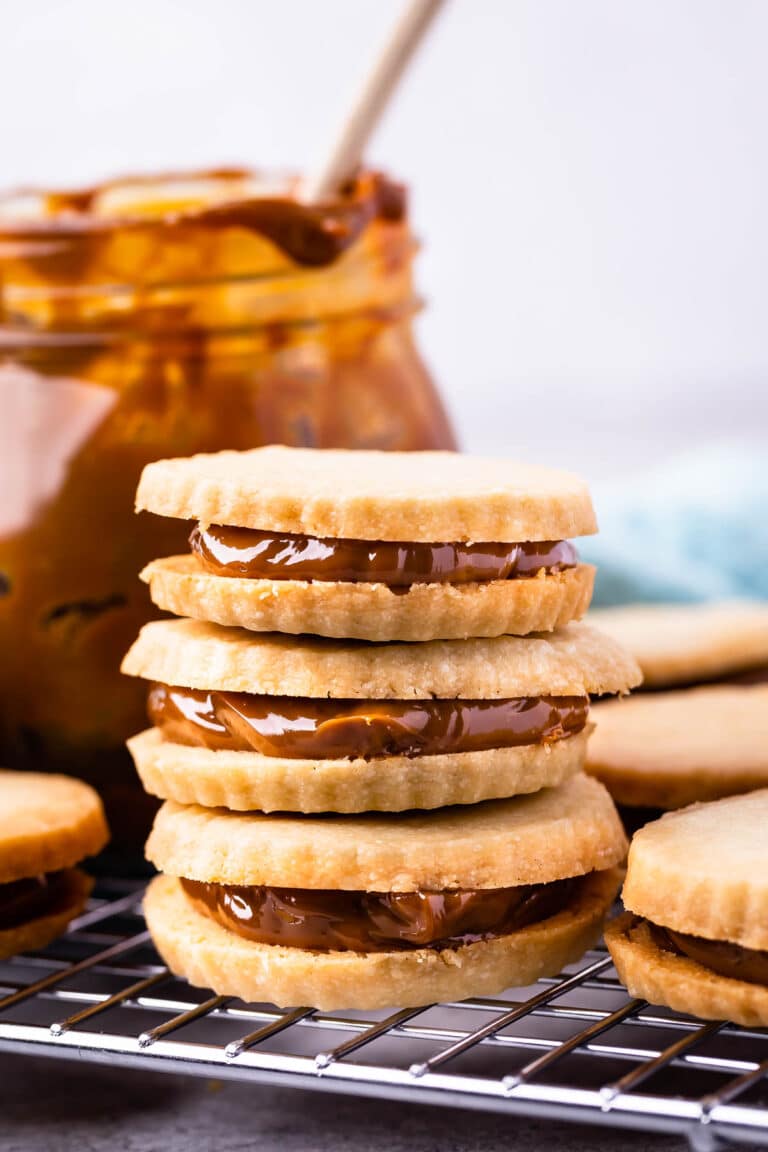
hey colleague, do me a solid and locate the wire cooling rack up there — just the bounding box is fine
[1,879,766,1149]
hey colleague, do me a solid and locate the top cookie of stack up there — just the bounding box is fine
[137,446,597,641]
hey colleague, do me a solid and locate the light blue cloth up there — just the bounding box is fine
[580,441,768,606]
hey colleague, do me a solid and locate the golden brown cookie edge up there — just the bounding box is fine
[136,447,598,542]
[128,725,588,813]
[0,773,109,884]
[606,913,768,1028]
[620,792,768,951]
[122,618,642,699]
[141,556,595,641]
[145,773,628,891]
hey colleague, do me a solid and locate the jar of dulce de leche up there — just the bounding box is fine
[0,168,455,851]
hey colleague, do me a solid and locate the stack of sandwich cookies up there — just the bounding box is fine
[122,619,640,813]
[137,447,597,641]
[588,602,768,814]
[606,790,768,1028]
[125,445,641,1009]
[0,771,108,958]
[145,774,627,1010]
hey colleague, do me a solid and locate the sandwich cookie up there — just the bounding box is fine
[588,685,768,809]
[0,771,109,958]
[122,618,640,814]
[587,600,768,816]
[145,773,627,1010]
[137,446,598,641]
[589,601,768,689]
[606,791,768,1027]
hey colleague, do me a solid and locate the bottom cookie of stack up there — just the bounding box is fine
[144,774,626,1010]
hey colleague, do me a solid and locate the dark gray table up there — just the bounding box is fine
[0,1055,703,1151]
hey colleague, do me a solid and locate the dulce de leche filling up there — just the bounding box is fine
[148,685,589,759]
[181,876,577,953]
[189,524,578,586]
[0,871,77,931]
[649,922,768,987]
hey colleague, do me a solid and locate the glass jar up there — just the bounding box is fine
[0,168,456,850]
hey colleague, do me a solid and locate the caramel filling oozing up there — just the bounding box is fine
[0,870,77,931]
[189,524,578,586]
[148,685,589,759]
[650,922,768,986]
[181,876,578,953]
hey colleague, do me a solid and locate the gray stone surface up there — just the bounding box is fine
[0,1055,700,1152]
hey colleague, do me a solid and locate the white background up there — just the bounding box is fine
[3,0,767,478]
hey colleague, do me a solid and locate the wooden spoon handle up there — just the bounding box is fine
[304,0,448,202]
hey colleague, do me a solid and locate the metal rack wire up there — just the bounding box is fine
[1,879,766,1149]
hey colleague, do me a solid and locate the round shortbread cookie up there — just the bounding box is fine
[122,618,641,699]
[0,870,93,961]
[606,914,768,1029]
[145,773,627,891]
[587,685,768,809]
[589,602,768,688]
[128,726,589,814]
[145,868,620,1010]
[621,790,768,951]
[0,772,109,884]
[140,556,594,641]
[136,447,598,543]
